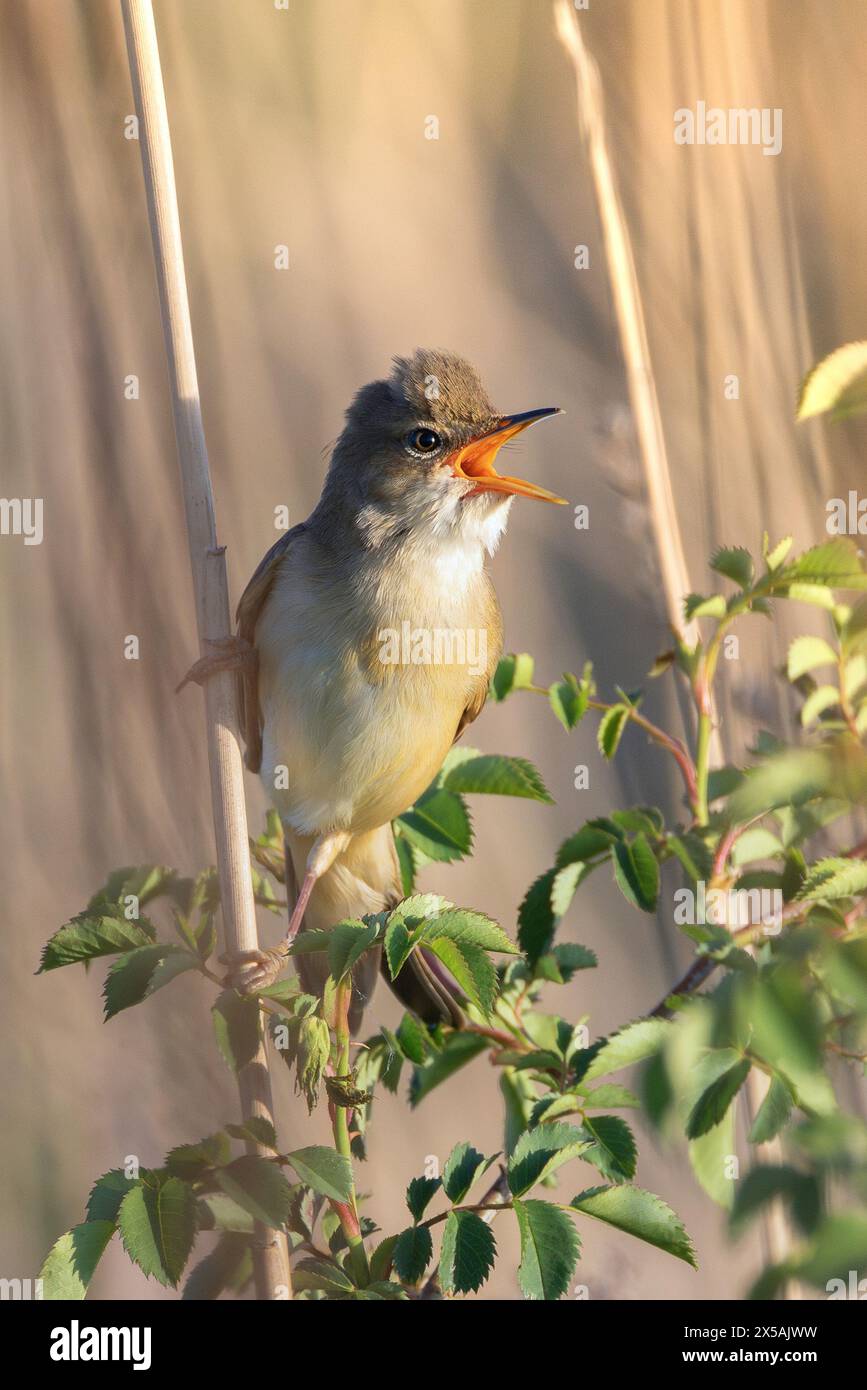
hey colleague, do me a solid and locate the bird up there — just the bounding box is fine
[199,350,563,1030]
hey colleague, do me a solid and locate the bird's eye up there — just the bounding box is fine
[405,427,442,455]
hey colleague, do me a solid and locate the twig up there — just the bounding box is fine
[120,0,289,1300]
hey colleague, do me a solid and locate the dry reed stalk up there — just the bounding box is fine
[553,0,796,1293]
[120,0,290,1301]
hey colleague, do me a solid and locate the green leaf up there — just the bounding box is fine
[182,1233,251,1301]
[711,546,754,588]
[438,1210,496,1294]
[513,1199,581,1300]
[730,1166,821,1238]
[581,1019,672,1084]
[212,990,261,1074]
[731,827,784,866]
[571,1185,696,1267]
[798,857,867,901]
[508,1123,589,1197]
[406,1175,442,1222]
[685,593,727,620]
[518,869,558,964]
[787,635,839,681]
[490,652,535,701]
[394,789,472,862]
[40,1221,115,1299]
[686,1059,750,1140]
[383,894,449,978]
[798,340,867,421]
[216,1155,293,1229]
[597,704,629,758]
[86,1169,139,1224]
[225,1117,278,1150]
[548,676,589,732]
[556,823,618,865]
[284,1146,353,1202]
[328,919,380,982]
[581,1083,640,1110]
[393,1225,434,1283]
[368,1235,399,1283]
[103,944,198,1020]
[166,1131,232,1178]
[612,835,659,912]
[87,864,179,913]
[118,1178,197,1287]
[292,1257,355,1295]
[442,749,552,802]
[423,907,518,956]
[581,1115,637,1182]
[748,1075,794,1144]
[442,1143,497,1204]
[425,936,497,1016]
[690,1103,737,1208]
[38,914,156,972]
[779,538,867,589]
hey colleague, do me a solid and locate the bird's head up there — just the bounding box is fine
[320,349,565,554]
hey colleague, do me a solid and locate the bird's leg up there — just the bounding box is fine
[224,830,352,994]
[175,636,257,694]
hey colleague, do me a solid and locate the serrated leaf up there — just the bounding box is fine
[748,1075,794,1144]
[393,1225,434,1283]
[765,535,794,571]
[86,1169,139,1224]
[215,1155,292,1228]
[425,936,497,1015]
[686,1059,751,1139]
[292,1256,355,1294]
[711,546,754,588]
[779,538,867,589]
[442,1142,497,1204]
[581,1019,671,1084]
[118,1179,197,1287]
[166,1131,232,1178]
[508,1123,589,1197]
[597,704,629,758]
[383,894,448,979]
[39,1221,115,1299]
[798,857,867,901]
[328,919,380,982]
[394,789,472,862]
[571,1185,696,1266]
[612,834,659,912]
[423,907,517,956]
[103,944,198,1020]
[798,340,867,421]
[581,1083,640,1109]
[490,652,535,701]
[442,749,552,802]
[38,914,156,972]
[581,1115,637,1182]
[284,1146,353,1202]
[438,1209,496,1294]
[684,592,727,621]
[548,676,589,732]
[801,684,840,727]
[406,1175,442,1222]
[514,1199,581,1300]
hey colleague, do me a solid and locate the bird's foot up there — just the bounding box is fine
[222,943,289,995]
[176,635,257,694]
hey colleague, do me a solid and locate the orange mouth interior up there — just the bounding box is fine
[449,413,566,504]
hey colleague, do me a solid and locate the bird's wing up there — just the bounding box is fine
[236,523,307,772]
[452,572,503,744]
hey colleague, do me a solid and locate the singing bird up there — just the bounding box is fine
[221,350,563,1028]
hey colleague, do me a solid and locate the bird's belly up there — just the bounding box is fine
[259,655,469,836]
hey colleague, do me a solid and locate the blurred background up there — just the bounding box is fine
[2,0,866,1299]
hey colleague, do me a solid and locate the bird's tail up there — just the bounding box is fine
[284,826,461,1034]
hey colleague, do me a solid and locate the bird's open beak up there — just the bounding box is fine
[448,407,566,504]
